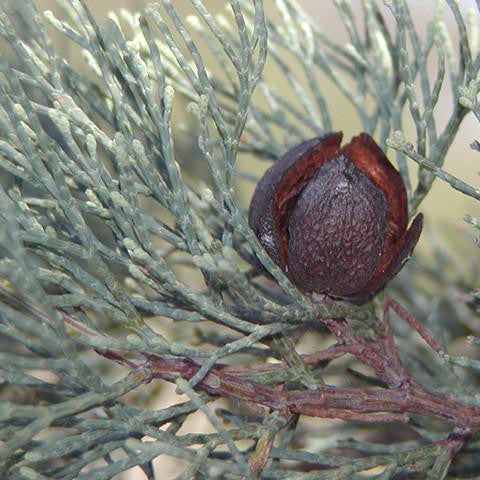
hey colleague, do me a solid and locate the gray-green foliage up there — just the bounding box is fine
[0,0,479,479]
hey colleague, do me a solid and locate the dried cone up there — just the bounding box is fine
[248,132,423,304]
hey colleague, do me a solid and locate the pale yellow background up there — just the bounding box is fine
[33,0,480,257]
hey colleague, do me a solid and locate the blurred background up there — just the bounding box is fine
[29,0,480,262]
[14,1,480,478]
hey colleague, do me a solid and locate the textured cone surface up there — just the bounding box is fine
[287,155,387,295]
